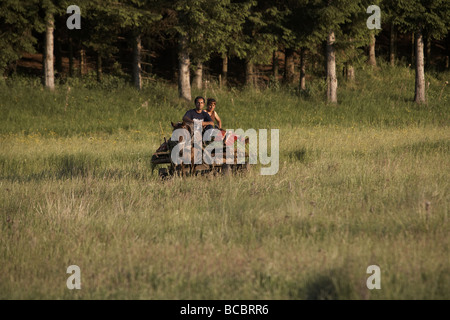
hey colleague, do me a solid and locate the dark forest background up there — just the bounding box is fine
[1,0,449,103]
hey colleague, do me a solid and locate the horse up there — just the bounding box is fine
[170,121,198,175]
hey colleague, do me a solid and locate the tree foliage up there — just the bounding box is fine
[0,0,41,76]
[0,0,448,101]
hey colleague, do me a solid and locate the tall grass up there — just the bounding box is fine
[0,66,449,299]
[1,64,448,137]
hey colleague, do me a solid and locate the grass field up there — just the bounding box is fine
[0,65,449,299]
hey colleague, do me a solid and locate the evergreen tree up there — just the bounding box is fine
[284,0,322,89]
[383,0,400,66]
[112,0,161,90]
[339,0,375,81]
[214,0,253,88]
[172,0,251,99]
[40,0,60,90]
[364,0,382,67]
[394,0,450,103]
[0,0,42,79]
[237,0,287,87]
[309,0,362,103]
[76,0,121,82]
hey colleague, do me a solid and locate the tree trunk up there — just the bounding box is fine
[172,47,178,82]
[446,34,450,69]
[44,12,55,90]
[411,32,415,65]
[284,48,295,84]
[80,48,86,76]
[299,48,306,90]
[273,50,279,81]
[327,31,337,103]
[96,52,102,83]
[178,34,191,101]
[193,62,203,89]
[390,24,396,66]
[368,32,377,67]
[245,60,254,87]
[414,30,426,104]
[133,33,142,90]
[68,38,74,77]
[0,67,5,81]
[55,37,62,75]
[346,63,355,82]
[426,35,431,67]
[347,38,355,81]
[221,54,228,87]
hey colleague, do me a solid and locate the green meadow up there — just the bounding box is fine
[0,65,449,299]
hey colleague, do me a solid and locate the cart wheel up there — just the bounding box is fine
[222,164,231,175]
[158,168,169,180]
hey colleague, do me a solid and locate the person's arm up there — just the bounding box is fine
[183,114,193,124]
[202,112,214,127]
[214,111,222,129]
[182,110,194,124]
[202,120,215,127]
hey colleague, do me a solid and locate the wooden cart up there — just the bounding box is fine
[151,122,252,179]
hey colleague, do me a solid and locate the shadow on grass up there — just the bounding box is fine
[288,268,355,300]
[391,139,449,156]
[303,273,340,300]
[0,152,156,182]
[0,167,153,183]
[286,147,321,164]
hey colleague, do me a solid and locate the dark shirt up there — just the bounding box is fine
[183,109,214,131]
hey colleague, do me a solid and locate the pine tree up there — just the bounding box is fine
[172,0,251,98]
[207,0,251,89]
[40,0,59,90]
[309,0,362,103]
[383,0,400,67]
[394,0,450,103]
[237,0,287,88]
[339,1,375,81]
[114,0,161,90]
[76,0,120,82]
[0,0,41,79]
[282,0,315,90]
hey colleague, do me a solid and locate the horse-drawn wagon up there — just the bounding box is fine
[151,121,252,179]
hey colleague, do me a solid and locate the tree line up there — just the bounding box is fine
[1,0,449,104]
